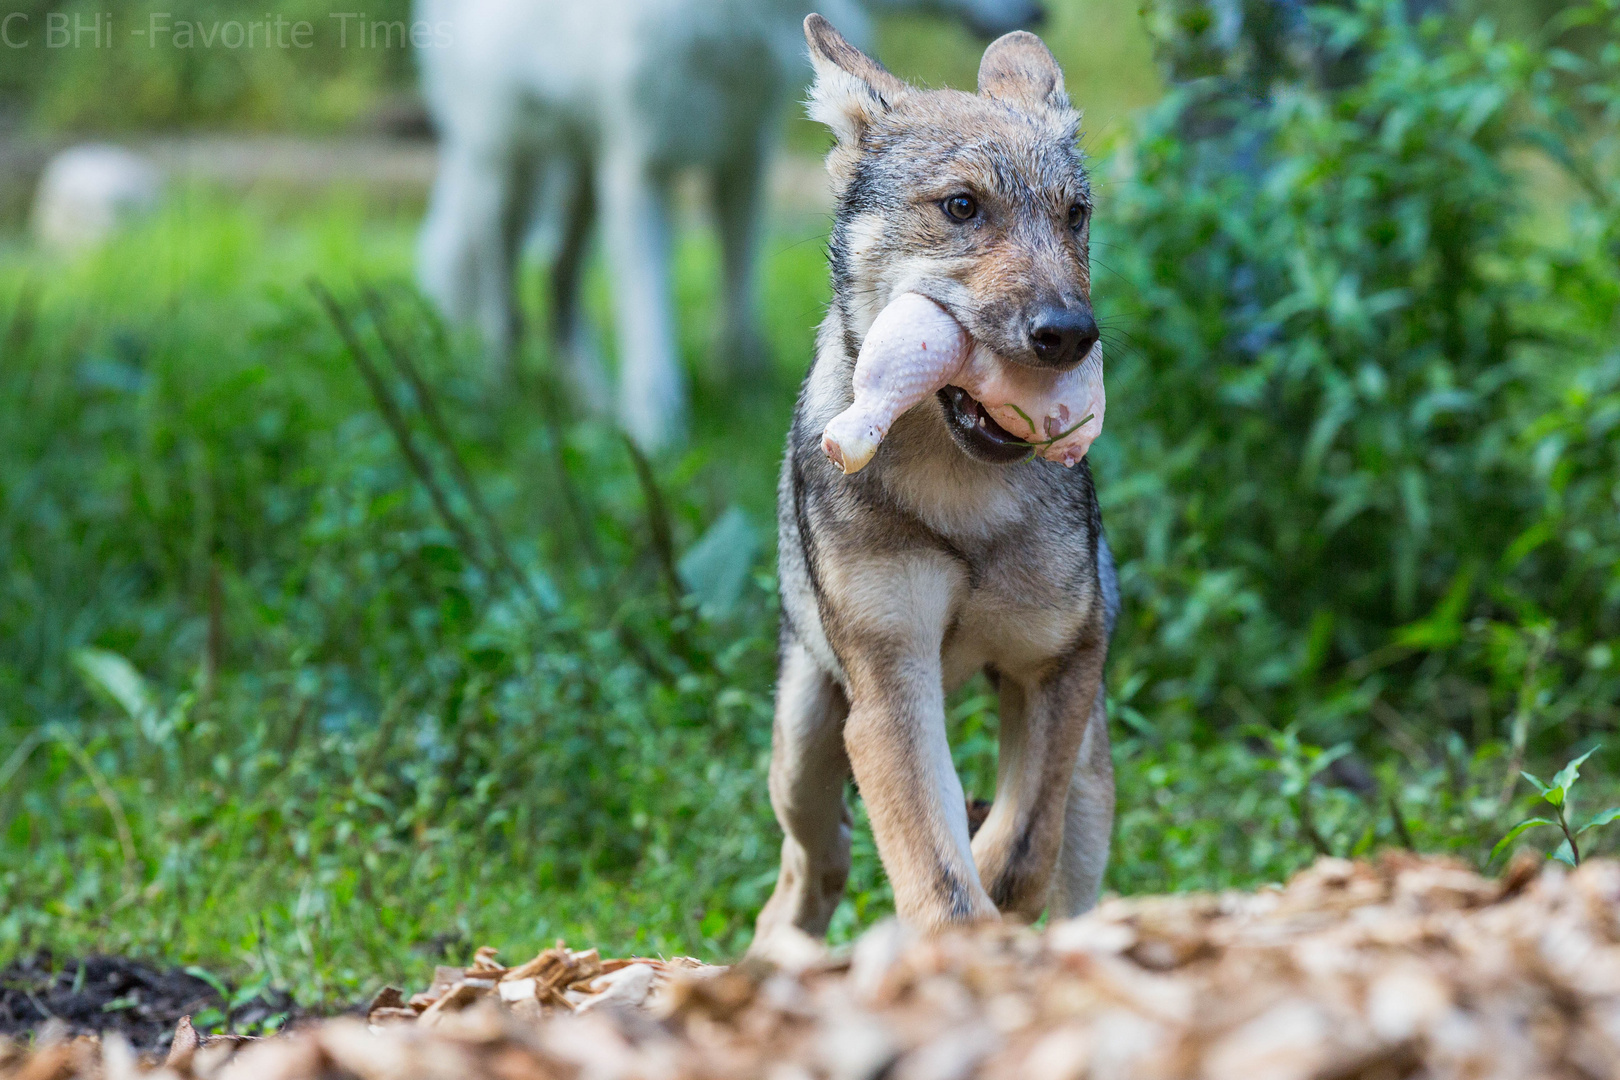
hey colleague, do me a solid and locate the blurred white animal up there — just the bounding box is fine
[415,0,1043,448]
[32,145,163,252]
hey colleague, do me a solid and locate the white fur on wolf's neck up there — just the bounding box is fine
[822,292,1106,474]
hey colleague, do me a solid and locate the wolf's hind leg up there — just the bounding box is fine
[754,638,853,945]
[1050,688,1114,918]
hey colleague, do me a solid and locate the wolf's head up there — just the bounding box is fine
[807,14,1097,463]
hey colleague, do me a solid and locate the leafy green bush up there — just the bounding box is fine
[1096,0,1620,763]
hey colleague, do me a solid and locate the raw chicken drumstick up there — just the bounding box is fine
[822,292,1105,474]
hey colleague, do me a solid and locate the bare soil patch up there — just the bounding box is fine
[0,954,312,1054]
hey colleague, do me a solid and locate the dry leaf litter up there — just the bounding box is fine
[5,852,1619,1080]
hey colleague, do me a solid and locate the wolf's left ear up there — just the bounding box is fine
[805,14,911,182]
[977,31,1072,114]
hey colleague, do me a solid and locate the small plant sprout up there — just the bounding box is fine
[1491,746,1620,867]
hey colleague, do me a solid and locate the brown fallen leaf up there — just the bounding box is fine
[164,1017,201,1072]
[416,982,490,1027]
[364,986,405,1021]
[366,1008,421,1027]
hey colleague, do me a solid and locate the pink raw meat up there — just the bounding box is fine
[822,292,1105,474]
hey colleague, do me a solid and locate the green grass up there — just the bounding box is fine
[0,185,810,987]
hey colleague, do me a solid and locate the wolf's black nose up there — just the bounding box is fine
[1029,307,1099,367]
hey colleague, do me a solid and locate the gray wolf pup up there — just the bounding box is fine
[414,0,1042,449]
[754,14,1119,943]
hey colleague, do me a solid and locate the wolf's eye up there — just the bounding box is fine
[943,195,977,222]
[1067,203,1088,229]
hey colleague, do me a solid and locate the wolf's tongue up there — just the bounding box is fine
[821,292,1106,474]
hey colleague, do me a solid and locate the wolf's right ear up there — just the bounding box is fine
[805,14,910,183]
[977,31,1072,116]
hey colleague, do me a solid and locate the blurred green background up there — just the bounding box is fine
[0,0,1162,134]
[2,0,1619,1016]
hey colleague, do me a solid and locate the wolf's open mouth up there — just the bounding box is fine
[938,385,1035,464]
[941,386,1021,442]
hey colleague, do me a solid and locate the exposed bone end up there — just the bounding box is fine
[823,417,880,474]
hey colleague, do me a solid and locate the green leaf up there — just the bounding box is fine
[1489,817,1558,863]
[185,965,231,1002]
[190,1007,226,1033]
[1394,564,1476,649]
[677,507,758,620]
[1520,771,1554,799]
[1306,742,1353,779]
[1578,807,1620,835]
[73,647,154,724]
[230,974,272,1010]
[1551,838,1577,867]
[1550,745,1600,796]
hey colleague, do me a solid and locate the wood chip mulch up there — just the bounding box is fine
[4,852,1619,1080]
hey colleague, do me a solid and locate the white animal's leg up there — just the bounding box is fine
[597,146,684,449]
[753,638,853,946]
[418,139,527,374]
[548,154,611,410]
[418,141,478,322]
[714,143,767,374]
[1050,689,1115,918]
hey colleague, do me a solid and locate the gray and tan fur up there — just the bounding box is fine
[754,15,1119,943]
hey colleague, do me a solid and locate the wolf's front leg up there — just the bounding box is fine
[546,156,610,412]
[971,636,1108,921]
[754,637,853,945]
[1051,687,1114,918]
[833,554,998,930]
